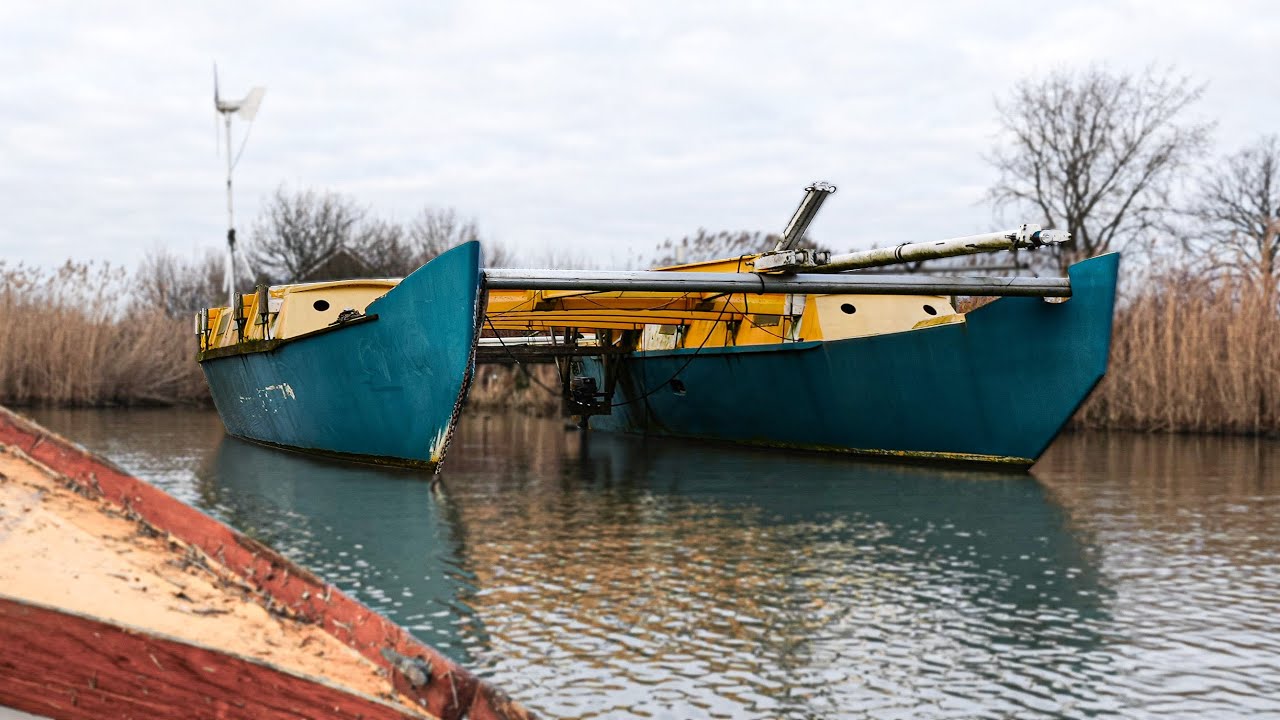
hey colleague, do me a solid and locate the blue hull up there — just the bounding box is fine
[584,253,1120,466]
[200,242,483,469]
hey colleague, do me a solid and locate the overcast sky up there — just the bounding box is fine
[1,1,1274,270]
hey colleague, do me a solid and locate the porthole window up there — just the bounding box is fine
[840,303,857,315]
[923,304,937,316]
[313,299,330,312]
[670,378,687,396]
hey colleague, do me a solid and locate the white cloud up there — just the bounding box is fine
[0,0,1274,270]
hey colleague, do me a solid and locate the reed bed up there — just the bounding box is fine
[1076,272,1280,434]
[0,263,209,407]
[3,259,1278,435]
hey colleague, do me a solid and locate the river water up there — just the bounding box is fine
[25,408,1280,719]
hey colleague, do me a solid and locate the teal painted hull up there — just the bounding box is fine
[584,253,1120,466]
[199,242,483,468]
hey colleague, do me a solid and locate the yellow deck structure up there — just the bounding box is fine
[483,254,962,352]
[199,253,962,356]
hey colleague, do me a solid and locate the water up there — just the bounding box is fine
[25,408,1280,719]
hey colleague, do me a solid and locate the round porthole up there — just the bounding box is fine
[840,303,857,314]
[923,304,937,316]
[313,299,330,312]
[670,379,687,395]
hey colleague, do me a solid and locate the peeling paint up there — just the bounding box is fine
[261,383,296,400]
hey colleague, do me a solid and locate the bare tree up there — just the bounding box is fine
[249,193,497,280]
[481,239,519,268]
[385,215,514,273]
[1186,135,1280,289]
[249,186,366,282]
[408,207,481,264]
[135,247,229,316]
[354,218,416,277]
[987,66,1212,270]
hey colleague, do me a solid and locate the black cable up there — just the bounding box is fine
[486,292,733,409]
[483,316,566,399]
[484,293,538,317]
[606,291,733,408]
[482,255,755,408]
[726,298,792,341]
[732,254,793,341]
[573,291,690,312]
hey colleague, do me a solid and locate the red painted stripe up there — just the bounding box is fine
[0,596,421,720]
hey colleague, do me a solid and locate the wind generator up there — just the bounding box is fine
[213,65,265,309]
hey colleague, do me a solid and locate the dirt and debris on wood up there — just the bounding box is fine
[0,443,432,717]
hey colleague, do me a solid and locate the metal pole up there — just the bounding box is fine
[755,224,1070,273]
[776,182,836,251]
[225,113,236,310]
[483,269,1071,297]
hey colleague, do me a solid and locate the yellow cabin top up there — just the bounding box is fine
[203,279,398,352]
[199,254,964,354]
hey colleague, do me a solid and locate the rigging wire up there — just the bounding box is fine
[609,255,779,409]
[726,298,792,341]
[483,316,566,398]
[605,291,733,408]
[482,293,734,410]
[572,291,694,313]
[230,117,256,171]
[482,292,538,317]
[481,255,786,409]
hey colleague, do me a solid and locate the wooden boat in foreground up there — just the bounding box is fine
[0,406,533,720]
[195,184,1118,470]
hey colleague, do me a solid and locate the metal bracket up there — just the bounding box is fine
[380,647,431,688]
[1013,224,1070,249]
[753,248,832,273]
[754,181,839,270]
[775,181,837,252]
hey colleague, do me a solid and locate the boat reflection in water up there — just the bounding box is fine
[194,437,479,659]
[198,415,1114,717]
[187,415,1111,717]
[437,418,1112,718]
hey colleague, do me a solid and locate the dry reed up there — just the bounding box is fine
[1076,271,1280,434]
[0,262,209,407]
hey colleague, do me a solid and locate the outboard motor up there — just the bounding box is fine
[569,376,601,411]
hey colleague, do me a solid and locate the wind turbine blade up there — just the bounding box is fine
[237,87,266,121]
[213,62,224,157]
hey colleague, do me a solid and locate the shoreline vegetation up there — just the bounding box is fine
[1,258,1277,436]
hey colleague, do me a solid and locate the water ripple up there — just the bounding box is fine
[28,409,1280,719]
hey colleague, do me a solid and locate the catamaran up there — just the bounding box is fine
[195,184,1117,470]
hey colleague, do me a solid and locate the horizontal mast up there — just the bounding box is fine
[754,224,1070,273]
[483,269,1071,297]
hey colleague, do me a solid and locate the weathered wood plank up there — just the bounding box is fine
[0,597,422,719]
[0,407,534,720]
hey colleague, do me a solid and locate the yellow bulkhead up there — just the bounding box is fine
[201,280,397,351]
